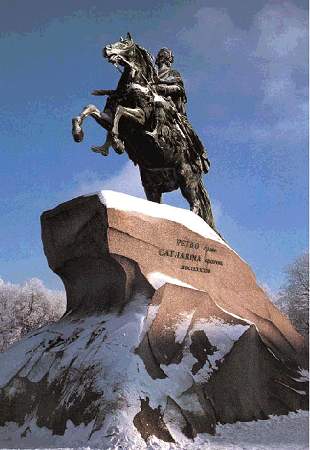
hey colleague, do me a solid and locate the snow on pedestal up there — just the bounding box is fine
[0,191,308,448]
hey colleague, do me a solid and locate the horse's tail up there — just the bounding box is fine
[196,180,221,237]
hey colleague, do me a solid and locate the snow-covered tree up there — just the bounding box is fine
[0,278,66,352]
[276,253,309,339]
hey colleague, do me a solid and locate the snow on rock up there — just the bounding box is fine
[174,311,196,344]
[147,271,198,291]
[188,318,249,383]
[3,277,303,448]
[1,190,306,448]
[98,190,228,249]
[140,304,160,339]
[0,290,153,448]
[192,318,249,357]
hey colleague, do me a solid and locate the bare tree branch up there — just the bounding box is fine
[0,278,66,352]
[276,253,309,338]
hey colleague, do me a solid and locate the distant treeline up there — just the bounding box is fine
[0,277,66,352]
[0,252,308,352]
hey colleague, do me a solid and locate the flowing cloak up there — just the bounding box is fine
[156,68,210,174]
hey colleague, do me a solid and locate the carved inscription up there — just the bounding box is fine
[158,239,224,273]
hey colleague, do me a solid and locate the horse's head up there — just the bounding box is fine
[103,32,136,67]
[103,33,155,83]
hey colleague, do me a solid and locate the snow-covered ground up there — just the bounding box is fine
[193,411,309,450]
[0,291,252,449]
[0,289,308,450]
[0,411,308,449]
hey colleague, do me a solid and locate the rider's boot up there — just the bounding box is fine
[111,133,125,154]
[145,123,164,146]
[145,101,166,139]
[72,117,84,142]
[145,109,159,138]
[145,115,161,139]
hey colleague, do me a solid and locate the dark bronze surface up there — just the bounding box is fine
[72,34,217,232]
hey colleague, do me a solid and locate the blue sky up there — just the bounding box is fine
[0,0,308,293]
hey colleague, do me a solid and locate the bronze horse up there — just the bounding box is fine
[72,34,217,232]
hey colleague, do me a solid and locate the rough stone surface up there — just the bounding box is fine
[0,192,307,448]
[41,192,306,363]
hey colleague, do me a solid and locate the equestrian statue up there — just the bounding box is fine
[72,33,218,232]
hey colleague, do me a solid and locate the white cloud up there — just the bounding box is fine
[102,161,145,197]
[212,198,223,223]
[206,110,307,147]
[254,2,307,61]
[180,7,246,61]
[253,2,307,111]
[74,161,145,198]
[180,2,307,140]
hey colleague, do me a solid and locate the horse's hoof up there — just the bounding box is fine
[73,131,84,143]
[91,145,109,156]
[114,144,125,155]
[72,118,84,142]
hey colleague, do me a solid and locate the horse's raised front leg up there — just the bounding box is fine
[72,104,112,141]
[111,106,145,154]
[72,104,103,142]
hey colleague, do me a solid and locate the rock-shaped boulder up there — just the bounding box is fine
[0,191,307,448]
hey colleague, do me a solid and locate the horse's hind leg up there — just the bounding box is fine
[144,188,162,204]
[140,168,162,204]
[91,132,113,156]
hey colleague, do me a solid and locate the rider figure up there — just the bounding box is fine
[154,48,187,116]
[153,48,210,174]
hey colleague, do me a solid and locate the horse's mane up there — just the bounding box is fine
[135,44,156,83]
